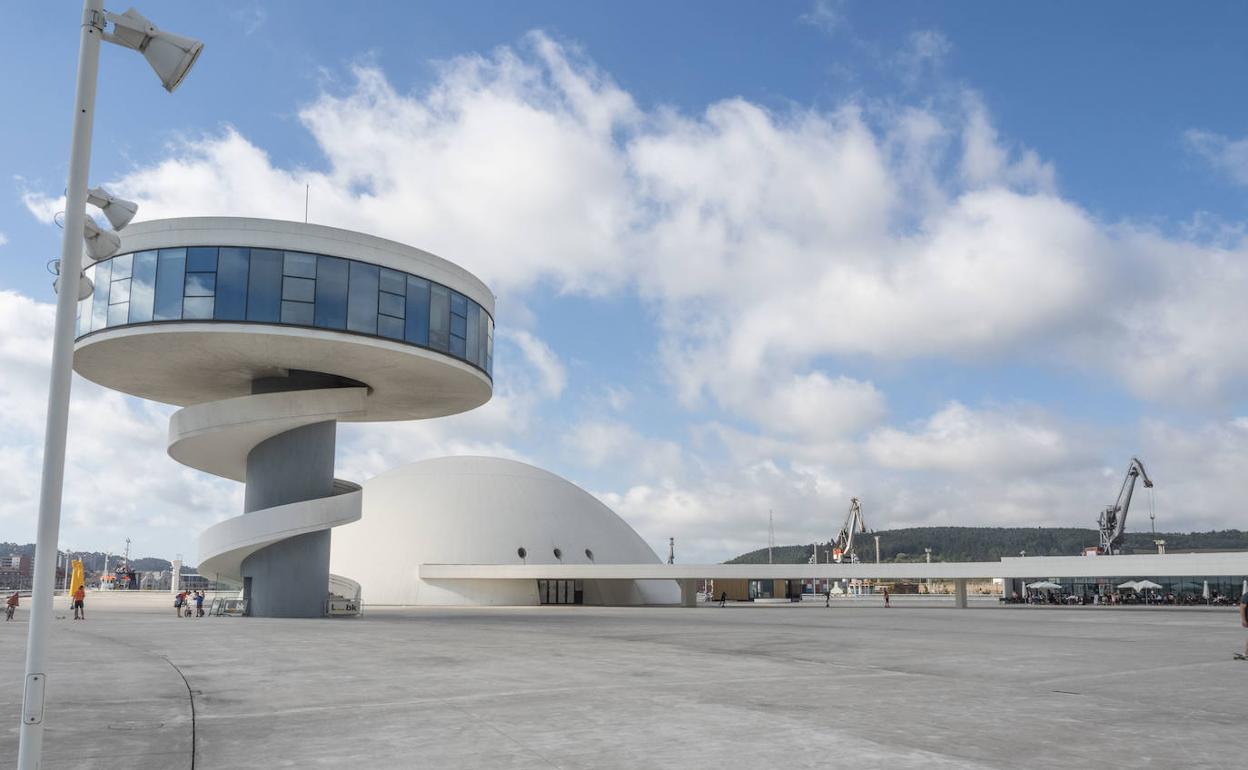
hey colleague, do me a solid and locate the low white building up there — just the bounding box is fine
[330,456,679,606]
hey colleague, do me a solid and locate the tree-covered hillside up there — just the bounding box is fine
[726,527,1248,564]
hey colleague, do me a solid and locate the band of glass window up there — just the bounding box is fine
[75,246,494,377]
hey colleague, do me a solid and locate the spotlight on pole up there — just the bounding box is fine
[82,218,120,261]
[86,187,138,230]
[52,268,94,301]
[104,8,204,93]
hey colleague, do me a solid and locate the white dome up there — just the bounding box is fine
[330,456,679,605]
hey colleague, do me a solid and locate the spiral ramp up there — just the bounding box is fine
[174,384,367,618]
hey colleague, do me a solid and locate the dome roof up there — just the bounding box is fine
[330,456,677,605]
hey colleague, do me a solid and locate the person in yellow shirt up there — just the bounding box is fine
[72,585,86,620]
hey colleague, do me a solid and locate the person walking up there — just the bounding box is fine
[175,590,186,617]
[718,591,727,608]
[5,591,18,621]
[1237,591,1248,661]
[194,590,205,618]
[72,584,86,620]
[825,588,831,608]
[882,587,890,608]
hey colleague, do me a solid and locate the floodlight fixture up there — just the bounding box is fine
[83,217,121,261]
[104,8,203,93]
[86,187,138,230]
[53,271,94,302]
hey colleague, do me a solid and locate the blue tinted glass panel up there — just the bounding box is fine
[110,278,131,305]
[246,249,282,322]
[379,267,406,295]
[282,276,315,302]
[214,248,249,320]
[107,301,129,327]
[283,252,317,278]
[186,247,218,272]
[128,251,157,323]
[183,297,214,319]
[405,276,430,345]
[378,314,404,340]
[281,301,314,325]
[449,334,466,358]
[477,306,489,369]
[429,284,450,352]
[154,249,186,321]
[450,311,466,339]
[378,291,404,318]
[314,256,348,329]
[486,317,493,374]
[450,292,467,318]
[185,273,216,297]
[466,302,479,363]
[347,262,379,334]
[90,259,111,331]
[111,252,133,281]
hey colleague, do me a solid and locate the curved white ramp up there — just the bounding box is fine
[180,387,365,591]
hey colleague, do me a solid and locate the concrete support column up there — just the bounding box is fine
[240,417,337,619]
[679,579,698,608]
[954,578,968,609]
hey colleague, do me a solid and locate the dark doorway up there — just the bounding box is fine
[242,576,253,616]
[537,579,583,605]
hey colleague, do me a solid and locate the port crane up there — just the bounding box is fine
[832,497,870,563]
[1096,457,1153,555]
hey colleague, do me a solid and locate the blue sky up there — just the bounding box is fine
[3,1,1248,563]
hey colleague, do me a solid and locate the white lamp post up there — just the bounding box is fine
[18,4,200,768]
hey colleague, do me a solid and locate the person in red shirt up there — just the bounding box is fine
[72,585,86,620]
[5,592,18,621]
[882,587,890,608]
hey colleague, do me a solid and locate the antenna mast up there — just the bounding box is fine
[768,510,774,564]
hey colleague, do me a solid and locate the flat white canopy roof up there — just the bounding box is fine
[421,552,1248,581]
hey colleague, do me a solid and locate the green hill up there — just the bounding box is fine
[726,527,1248,564]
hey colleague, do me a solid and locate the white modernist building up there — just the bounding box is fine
[331,456,679,606]
[73,217,496,617]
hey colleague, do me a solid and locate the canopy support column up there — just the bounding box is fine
[679,579,698,608]
[954,578,968,609]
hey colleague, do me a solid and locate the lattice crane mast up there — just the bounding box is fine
[1096,457,1153,555]
[833,497,870,564]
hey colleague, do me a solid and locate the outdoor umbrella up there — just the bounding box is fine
[1242,579,1247,598]
[1203,580,1211,603]
[1135,580,1162,590]
[1117,580,1140,590]
[1027,581,1062,590]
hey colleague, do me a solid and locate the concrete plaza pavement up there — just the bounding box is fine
[1,592,1245,769]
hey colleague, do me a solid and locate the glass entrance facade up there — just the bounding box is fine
[1021,575,1246,604]
[537,579,583,605]
[76,246,494,378]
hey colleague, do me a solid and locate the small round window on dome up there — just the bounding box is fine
[517,547,527,560]
[585,548,594,561]
[553,548,563,561]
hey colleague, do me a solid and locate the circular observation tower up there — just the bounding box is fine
[72,217,494,617]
